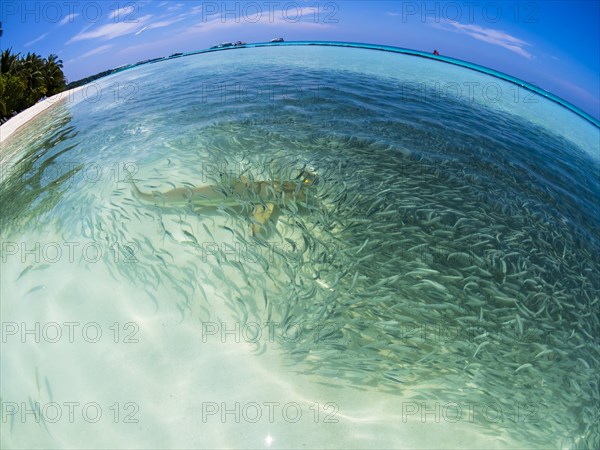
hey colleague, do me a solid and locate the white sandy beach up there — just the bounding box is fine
[0,86,85,145]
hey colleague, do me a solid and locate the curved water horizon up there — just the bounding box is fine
[114,40,599,129]
[1,42,598,449]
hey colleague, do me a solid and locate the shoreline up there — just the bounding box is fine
[0,86,85,145]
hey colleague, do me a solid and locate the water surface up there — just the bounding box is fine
[1,45,599,449]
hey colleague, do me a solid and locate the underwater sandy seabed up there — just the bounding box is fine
[1,46,599,449]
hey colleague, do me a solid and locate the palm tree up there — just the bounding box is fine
[1,48,20,74]
[44,54,66,96]
[22,52,46,85]
[0,49,67,119]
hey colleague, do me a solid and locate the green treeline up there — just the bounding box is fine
[0,49,67,122]
[65,68,121,90]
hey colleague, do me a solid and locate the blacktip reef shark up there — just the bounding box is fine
[129,169,319,236]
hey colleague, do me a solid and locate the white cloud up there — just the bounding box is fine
[432,20,533,59]
[130,17,184,36]
[68,9,183,43]
[80,44,113,59]
[386,12,400,17]
[109,5,135,21]
[147,17,185,30]
[114,5,336,58]
[25,12,79,47]
[25,32,48,47]
[59,12,79,26]
[190,6,335,33]
[68,15,152,42]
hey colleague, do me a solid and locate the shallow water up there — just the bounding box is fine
[1,45,599,449]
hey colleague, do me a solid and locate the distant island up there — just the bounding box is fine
[64,39,283,91]
[0,49,67,122]
[63,56,167,90]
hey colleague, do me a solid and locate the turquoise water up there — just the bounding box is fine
[179,41,600,128]
[1,45,599,449]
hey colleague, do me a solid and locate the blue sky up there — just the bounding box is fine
[1,1,598,119]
